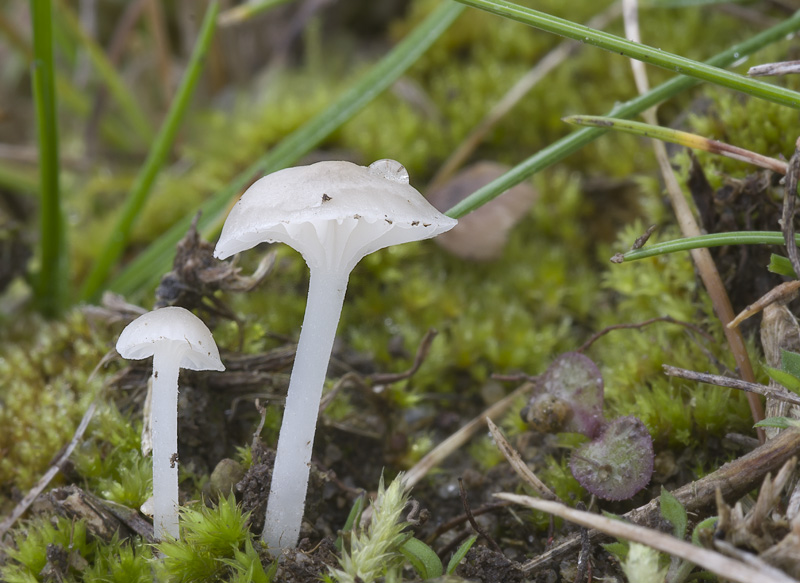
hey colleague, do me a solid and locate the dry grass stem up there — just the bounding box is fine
[497,493,800,583]
[429,2,621,188]
[728,281,800,328]
[622,0,764,439]
[662,365,800,407]
[519,428,800,572]
[403,382,532,489]
[486,417,560,502]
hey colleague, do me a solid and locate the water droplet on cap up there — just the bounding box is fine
[368,159,409,184]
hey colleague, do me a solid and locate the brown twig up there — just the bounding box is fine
[518,428,800,573]
[782,138,800,280]
[728,280,800,329]
[369,329,438,385]
[663,365,800,407]
[403,383,533,489]
[501,493,800,583]
[424,501,512,545]
[0,401,99,538]
[459,477,503,554]
[486,418,560,502]
[576,316,713,353]
[621,0,765,441]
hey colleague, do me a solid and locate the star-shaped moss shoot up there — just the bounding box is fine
[214,159,456,553]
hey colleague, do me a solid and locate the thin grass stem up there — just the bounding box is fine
[108,1,466,298]
[79,1,220,303]
[54,0,155,144]
[454,0,800,109]
[564,115,788,174]
[445,9,800,219]
[30,0,66,317]
[618,232,799,262]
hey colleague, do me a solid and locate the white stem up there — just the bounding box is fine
[262,267,348,553]
[151,351,180,540]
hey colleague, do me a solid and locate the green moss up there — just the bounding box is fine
[82,537,154,583]
[156,495,274,583]
[0,310,113,506]
[1,517,94,583]
[592,222,752,447]
[71,404,152,508]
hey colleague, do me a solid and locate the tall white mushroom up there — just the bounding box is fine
[214,159,456,553]
[116,306,225,540]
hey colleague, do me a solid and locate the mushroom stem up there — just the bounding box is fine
[262,267,349,552]
[151,350,181,540]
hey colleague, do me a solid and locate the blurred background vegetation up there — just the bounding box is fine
[2,0,800,578]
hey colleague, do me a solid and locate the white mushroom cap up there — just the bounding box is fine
[116,306,224,371]
[214,160,457,273]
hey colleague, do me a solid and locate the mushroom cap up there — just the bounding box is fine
[214,160,457,273]
[116,306,225,371]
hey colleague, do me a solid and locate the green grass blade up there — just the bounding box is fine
[445,9,800,218]
[30,0,66,317]
[563,115,788,174]
[108,1,466,299]
[54,0,155,144]
[218,0,295,26]
[618,231,797,262]
[79,2,220,303]
[454,0,800,109]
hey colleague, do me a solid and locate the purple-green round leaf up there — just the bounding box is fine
[569,416,654,501]
[540,352,604,438]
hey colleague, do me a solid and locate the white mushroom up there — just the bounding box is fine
[116,306,225,540]
[214,159,456,553]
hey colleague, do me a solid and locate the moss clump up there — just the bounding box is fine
[72,404,152,508]
[1,517,95,583]
[593,222,752,448]
[0,310,113,507]
[156,495,275,583]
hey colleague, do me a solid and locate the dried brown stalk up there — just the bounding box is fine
[518,428,800,573]
[499,493,799,583]
[403,383,533,489]
[622,0,764,440]
[486,417,560,502]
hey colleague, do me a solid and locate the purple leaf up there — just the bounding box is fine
[539,352,604,438]
[569,416,654,501]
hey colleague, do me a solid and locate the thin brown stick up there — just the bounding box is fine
[424,501,511,545]
[663,365,800,407]
[501,494,799,583]
[459,477,503,553]
[0,401,98,538]
[519,428,800,573]
[486,418,560,501]
[576,316,713,353]
[728,280,800,329]
[403,383,533,489]
[429,3,621,189]
[621,0,764,440]
[782,138,800,279]
[369,329,438,385]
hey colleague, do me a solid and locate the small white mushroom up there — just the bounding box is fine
[214,159,456,553]
[116,306,224,540]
